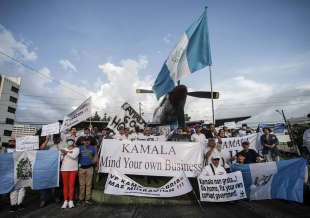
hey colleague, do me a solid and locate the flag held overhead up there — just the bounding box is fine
[153,8,212,99]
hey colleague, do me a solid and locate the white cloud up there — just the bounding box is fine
[95,56,157,120]
[59,59,77,72]
[184,75,310,126]
[0,25,37,62]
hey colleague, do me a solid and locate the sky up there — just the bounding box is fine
[0,0,309,126]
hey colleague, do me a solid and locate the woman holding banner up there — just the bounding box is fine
[6,137,26,212]
[60,138,79,209]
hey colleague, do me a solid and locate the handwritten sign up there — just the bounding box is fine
[41,122,60,136]
[198,171,246,202]
[16,136,39,151]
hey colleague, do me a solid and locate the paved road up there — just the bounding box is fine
[1,195,310,218]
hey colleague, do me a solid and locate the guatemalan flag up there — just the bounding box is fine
[152,8,212,99]
[0,150,60,194]
[231,158,307,203]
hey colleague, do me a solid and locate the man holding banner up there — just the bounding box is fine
[6,137,26,212]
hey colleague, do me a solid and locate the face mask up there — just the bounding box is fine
[67,141,74,146]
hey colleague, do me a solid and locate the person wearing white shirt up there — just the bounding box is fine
[205,138,227,168]
[200,154,227,176]
[303,127,310,153]
[191,127,207,154]
[60,139,79,209]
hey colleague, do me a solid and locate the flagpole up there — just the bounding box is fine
[209,65,215,124]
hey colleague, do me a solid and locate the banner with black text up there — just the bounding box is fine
[104,169,192,197]
[198,171,246,202]
[220,134,258,164]
[99,139,203,177]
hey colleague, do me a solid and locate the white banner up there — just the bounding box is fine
[41,122,60,136]
[16,136,39,151]
[107,102,147,133]
[99,139,203,177]
[198,171,246,202]
[220,134,258,164]
[224,122,237,129]
[104,169,192,197]
[60,97,92,132]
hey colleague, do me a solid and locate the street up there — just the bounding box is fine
[1,194,310,218]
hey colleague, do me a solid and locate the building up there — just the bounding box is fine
[12,124,37,137]
[0,75,21,147]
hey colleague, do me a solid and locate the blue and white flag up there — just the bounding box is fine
[273,123,286,134]
[152,8,212,99]
[0,150,60,194]
[231,158,307,203]
[258,123,286,134]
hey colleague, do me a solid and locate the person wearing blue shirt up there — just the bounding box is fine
[78,136,97,204]
[260,128,280,161]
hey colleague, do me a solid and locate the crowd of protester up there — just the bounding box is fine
[1,121,300,212]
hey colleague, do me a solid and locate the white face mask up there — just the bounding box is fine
[67,141,74,146]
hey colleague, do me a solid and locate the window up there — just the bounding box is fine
[10,96,18,103]
[7,107,16,114]
[11,86,19,93]
[2,142,9,147]
[3,130,12,136]
[6,118,14,125]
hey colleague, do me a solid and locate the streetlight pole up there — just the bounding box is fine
[276,109,300,156]
[139,102,142,117]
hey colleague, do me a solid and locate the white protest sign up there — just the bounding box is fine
[220,134,258,164]
[16,136,39,151]
[107,102,147,133]
[158,125,171,137]
[104,169,192,197]
[99,139,203,177]
[41,122,60,136]
[60,97,92,132]
[198,171,246,202]
[224,122,237,129]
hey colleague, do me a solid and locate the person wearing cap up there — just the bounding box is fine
[60,138,79,209]
[232,141,262,164]
[6,137,26,212]
[78,136,97,205]
[200,154,227,176]
[205,138,226,168]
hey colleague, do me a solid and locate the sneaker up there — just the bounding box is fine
[9,205,17,213]
[61,201,68,209]
[68,200,74,208]
[18,204,25,211]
